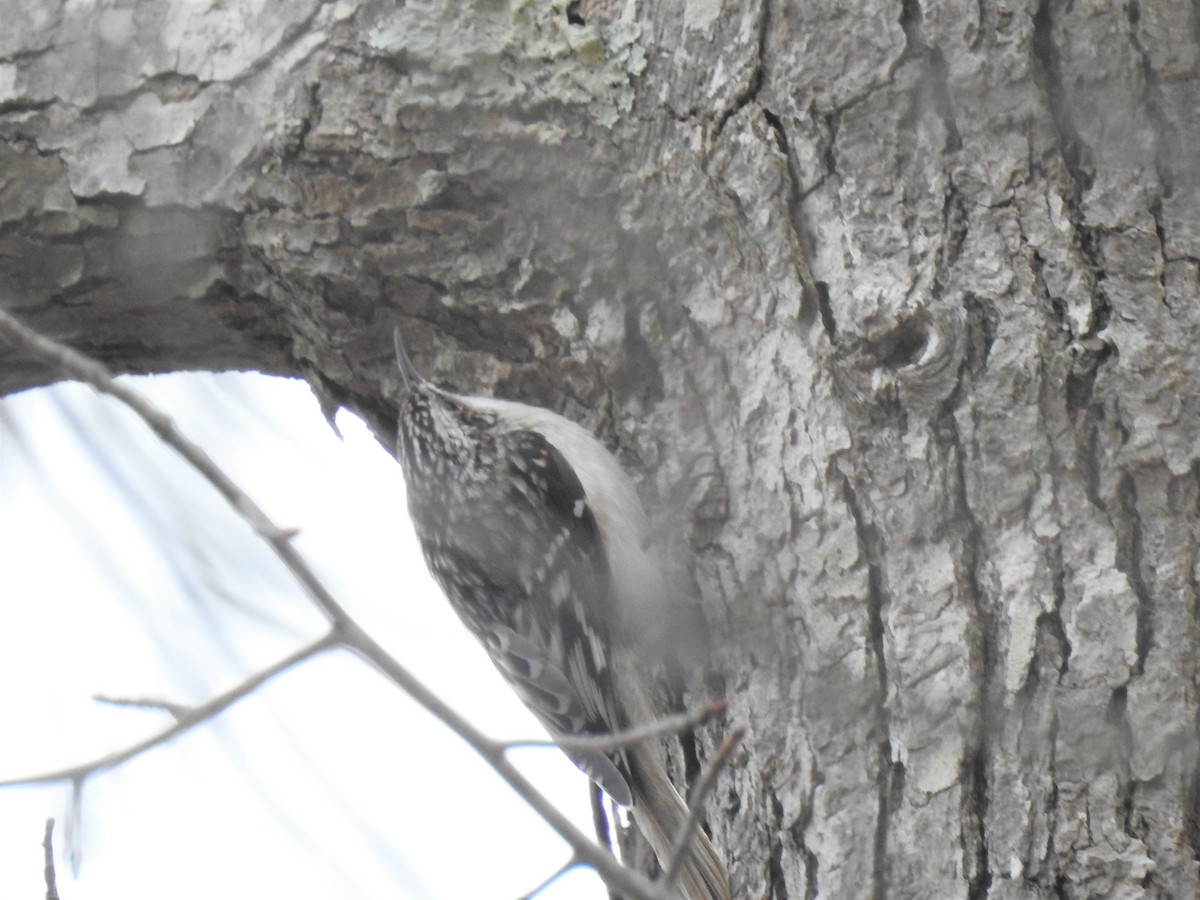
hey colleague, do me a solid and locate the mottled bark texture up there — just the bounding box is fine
[3,0,1199,897]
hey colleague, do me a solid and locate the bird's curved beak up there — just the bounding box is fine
[393,326,425,389]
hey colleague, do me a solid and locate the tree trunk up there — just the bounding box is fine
[3,1,1199,897]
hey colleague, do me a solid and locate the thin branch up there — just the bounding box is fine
[339,621,673,900]
[43,819,59,900]
[661,727,745,894]
[92,694,191,721]
[516,854,581,899]
[0,308,353,628]
[0,632,339,788]
[504,700,726,754]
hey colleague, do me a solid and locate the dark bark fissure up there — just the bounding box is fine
[1030,0,1094,196]
[759,104,825,338]
[1049,447,1156,872]
[837,473,893,900]
[1187,715,1200,863]
[1107,684,1136,806]
[752,0,825,341]
[898,0,923,49]
[1025,540,1070,889]
[1045,540,1074,679]
[795,795,819,900]
[940,186,970,299]
[1149,195,1170,281]
[764,784,820,900]
[961,294,995,381]
[1064,350,1103,420]
[1028,0,1119,378]
[898,0,962,154]
[0,93,53,116]
[936,409,994,899]
[1124,1,1172,204]
[710,0,767,136]
[1184,465,1200,864]
[281,81,322,162]
[1114,472,1154,676]
[1071,407,1104,515]
[768,795,788,900]
[813,280,838,341]
[814,111,840,200]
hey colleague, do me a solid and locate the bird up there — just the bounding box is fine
[391,325,730,900]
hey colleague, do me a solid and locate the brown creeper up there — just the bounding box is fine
[392,328,729,900]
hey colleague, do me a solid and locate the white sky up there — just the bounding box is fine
[0,372,609,899]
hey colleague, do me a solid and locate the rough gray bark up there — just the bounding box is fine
[3,1,1199,897]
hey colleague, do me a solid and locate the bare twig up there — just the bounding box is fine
[0,310,679,900]
[0,308,354,628]
[0,632,339,788]
[661,727,745,894]
[92,694,191,721]
[43,819,59,900]
[505,700,726,754]
[516,854,581,899]
[339,621,670,900]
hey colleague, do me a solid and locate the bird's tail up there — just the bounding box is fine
[629,745,730,900]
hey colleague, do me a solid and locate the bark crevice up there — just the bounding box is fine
[1114,472,1154,676]
[939,409,994,898]
[758,104,823,333]
[837,472,893,900]
[1030,0,1094,195]
[709,0,767,137]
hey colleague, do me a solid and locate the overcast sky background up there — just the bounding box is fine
[0,372,609,899]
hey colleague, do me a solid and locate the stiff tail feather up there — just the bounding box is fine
[628,745,731,900]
